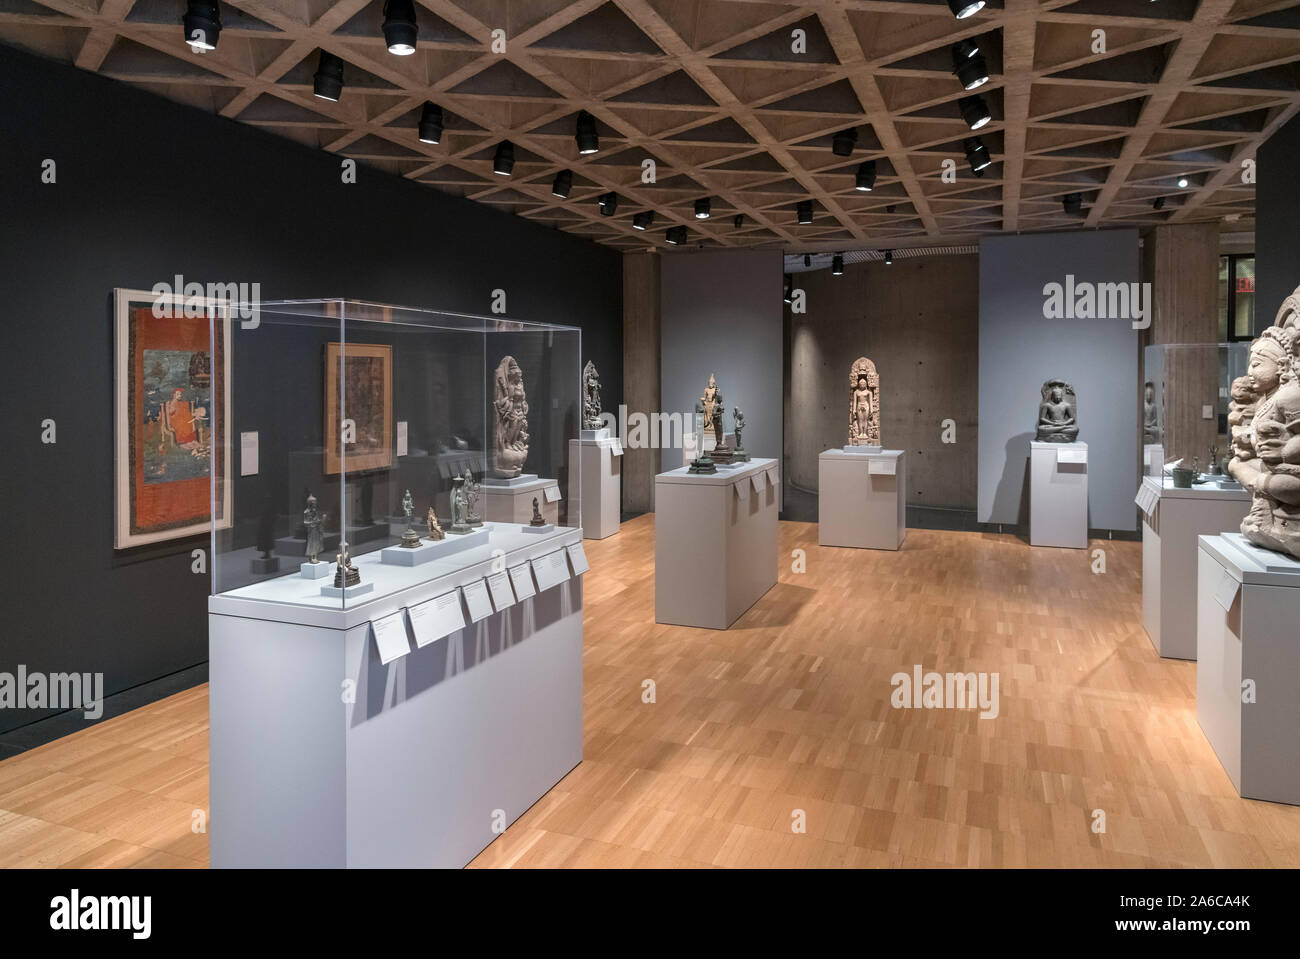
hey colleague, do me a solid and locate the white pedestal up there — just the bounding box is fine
[482,476,560,526]
[817,449,906,550]
[654,458,779,629]
[1140,477,1249,659]
[1197,533,1300,805]
[1144,443,1164,477]
[1030,441,1088,549]
[209,522,585,866]
[569,437,620,540]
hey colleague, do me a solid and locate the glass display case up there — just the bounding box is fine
[1142,341,1249,476]
[209,299,582,609]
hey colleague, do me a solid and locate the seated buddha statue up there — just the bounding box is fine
[1035,380,1078,443]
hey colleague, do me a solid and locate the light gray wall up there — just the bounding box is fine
[660,250,783,475]
[978,230,1139,530]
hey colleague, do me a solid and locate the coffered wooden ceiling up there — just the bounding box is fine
[4,0,1299,251]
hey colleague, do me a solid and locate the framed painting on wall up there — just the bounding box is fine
[114,288,232,549]
[324,341,393,474]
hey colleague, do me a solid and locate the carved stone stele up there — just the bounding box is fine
[847,357,880,446]
[1035,379,1078,443]
[582,360,603,431]
[492,355,529,478]
[1230,285,1300,559]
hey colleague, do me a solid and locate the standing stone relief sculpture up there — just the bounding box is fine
[582,360,603,431]
[1143,381,1162,444]
[847,357,880,447]
[492,355,529,478]
[1229,285,1300,559]
[1035,379,1078,443]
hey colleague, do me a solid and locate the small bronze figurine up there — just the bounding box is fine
[426,506,444,541]
[333,542,360,588]
[529,496,547,527]
[463,468,483,527]
[449,476,473,534]
[303,492,325,564]
[400,488,421,547]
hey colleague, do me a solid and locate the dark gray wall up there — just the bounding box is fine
[0,46,622,734]
[978,230,1139,530]
[660,251,783,474]
[1257,111,1300,332]
[785,254,979,509]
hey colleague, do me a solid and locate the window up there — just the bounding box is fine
[1219,254,1255,342]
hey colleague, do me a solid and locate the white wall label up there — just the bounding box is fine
[409,590,466,647]
[750,472,764,494]
[766,466,779,486]
[508,562,536,600]
[610,439,624,456]
[462,578,494,622]
[486,570,516,611]
[371,610,411,665]
[566,542,590,576]
[397,420,409,457]
[544,484,562,503]
[240,431,259,476]
[733,479,749,501]
[532,550,571,592]
[1057,448,1087,465]
[1213,570,1240,612]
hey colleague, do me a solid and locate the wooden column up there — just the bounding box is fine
[623,251,661,513]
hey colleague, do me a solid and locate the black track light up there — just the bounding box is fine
[884,250,893,265]
[666,225,687,245]
[418,102,443,144]
[695,197,711,219]
[633,210,654,230]
[382,0,418,56]
[1063,192,1083,215]
[1153,196,1166,211]
[954,51,990,90]
[313,51,344,101]
[797,200,813,225]
[886,204,897,214]
[183,0,221,51]
[733,213,745,229]
[947,0,986,19]
[575,111,599,155]
[832,127,858,157]
[959,94,991,131]
[953,38,980,60]
[493,141,515,176]
[964,136,992,174]
[855,160,877,192]
[804,254,811,268]
[783,274,794,303]
[551,169,572,198]
[832,254,844,276]
[599,192,618,216]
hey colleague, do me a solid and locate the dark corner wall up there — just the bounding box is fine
[0,45,623,734]
[784,254,980,512]
[1257,110,1300,329]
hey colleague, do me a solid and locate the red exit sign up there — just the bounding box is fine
[1237,277,1255,293]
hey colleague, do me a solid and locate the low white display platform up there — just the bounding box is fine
[1030,441,1088,549]
[1139,476,1249,660]
[209,520,587,866]
[1144,443,1164,477]
[654,458,778,629]
[300,561,332,580]
[817,448,906,550]
[380,526,490,566]
[1197,533,1300,806]
[482,475,560,526]
[569,436,621,540]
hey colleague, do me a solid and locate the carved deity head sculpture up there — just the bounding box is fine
[1229,375,1260,461]
[1228,319,1297,491]
[582,360,603,430]
[492,355,530,478]
[847,357,880,447]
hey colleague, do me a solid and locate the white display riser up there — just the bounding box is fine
[569,438,621,540]
[1140,477,1249,660]
[1030,441,1088,549]
[817,449,906,550]
[482,477,560,526]
[208,527,585,867]
[1144,443,1164,477]
[1197,534,1300,806]
[654,458,779,630]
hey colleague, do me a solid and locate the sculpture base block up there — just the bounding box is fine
[522,523,555,534]
[300,561,333,580]
[380,527,490,566]
[250,556,280,574]
[1029,441,1088,549]
[819,449,906,550]
[483,473,538,488]
[579,428,609,440]
[319,581,374,599]
[843,445,883,454]
[483,477,560,525]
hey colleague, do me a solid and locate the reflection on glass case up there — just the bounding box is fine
[210,300,582,608]
[1142,341,1249,475]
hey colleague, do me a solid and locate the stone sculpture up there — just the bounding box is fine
[1035,379,1078,443]
[303,492,325,564]
[687,401,716,474]
[1229,285,1300,559]
[426,506,444,541]
[732,407,750,462]
[848,357,880,447]
[1143,382,1161,444]
[400,489,420,547]
[449,475,472,534]
[582,360,603,431]
[463,468,483,526]
[702,373,725,450]
[492,355,529,478]
[530,496,547,527]
[333,542,360,588]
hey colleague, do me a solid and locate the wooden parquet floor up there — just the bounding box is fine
[2,514,1297,868]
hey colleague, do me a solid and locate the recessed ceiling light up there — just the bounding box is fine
[694,197,711,219]
[1177,176,1190,188]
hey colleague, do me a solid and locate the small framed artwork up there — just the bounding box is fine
[324,341,394,474]
[114,288,232,549]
